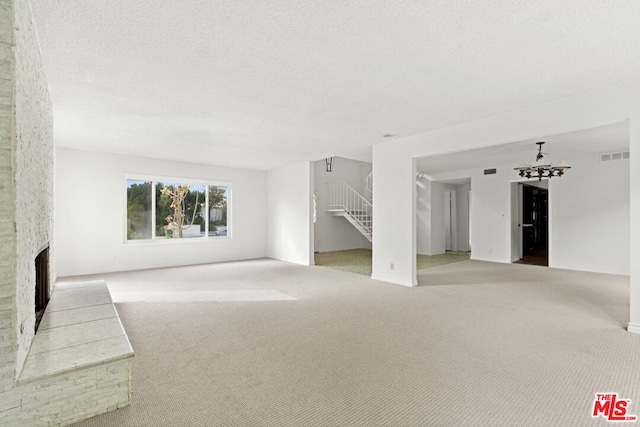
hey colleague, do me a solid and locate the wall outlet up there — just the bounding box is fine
[390,263,394,270]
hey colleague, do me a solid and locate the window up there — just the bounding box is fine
[126,177,229,241]
[126,180,152,240]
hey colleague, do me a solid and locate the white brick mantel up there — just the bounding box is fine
[0,0,133,425]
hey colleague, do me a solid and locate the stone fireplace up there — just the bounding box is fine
[0,1,132,425]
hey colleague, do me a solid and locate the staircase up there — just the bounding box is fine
[326,179,372,242]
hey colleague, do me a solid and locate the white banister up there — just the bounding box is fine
[326,181,372,241]
[365,171,373,201]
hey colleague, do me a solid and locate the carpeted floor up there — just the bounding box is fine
[314,249,470,275]
[63,259,640,426]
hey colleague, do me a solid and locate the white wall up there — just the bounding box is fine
[313,157,371,252]
[416,175,432,255]
[266,161,313,265]
[55,148,267,276]
[372,79,640,299]
[429,182,446,255]
[424,154,629,274]
[417,176,471,256]
[468,168,513,263]
[372,153,416,286]
[550,153,629,275]
[456,183,471,252]
[630,115,640,334]
[510,182,521,262]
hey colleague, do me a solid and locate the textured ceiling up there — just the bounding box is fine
[416,121,630,175]
[29,0,640,170]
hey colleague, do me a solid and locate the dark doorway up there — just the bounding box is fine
[517,185,548,266]
[35,246,50,332]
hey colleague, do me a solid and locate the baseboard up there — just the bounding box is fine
[548,262,629,276]
[57,256,269,278]
[370,274,417,287]
[628,322,640,335]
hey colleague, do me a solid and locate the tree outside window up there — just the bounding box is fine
[126,178,229,241]
[126,180,152,240]
[208,186,228,236]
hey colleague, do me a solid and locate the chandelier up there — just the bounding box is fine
[514,142,570,181]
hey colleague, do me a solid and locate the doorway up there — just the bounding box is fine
[516,183,548,266]
[444,190,455,251]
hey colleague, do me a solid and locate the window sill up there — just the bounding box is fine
[123,235,231,247]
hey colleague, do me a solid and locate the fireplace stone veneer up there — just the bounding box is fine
[1,280,134,426]
[1,0,132,424]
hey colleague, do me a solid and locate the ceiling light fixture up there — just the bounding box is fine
[325,157,334,172]
[514,141,571,181]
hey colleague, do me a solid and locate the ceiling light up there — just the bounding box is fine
[514,141,571,181]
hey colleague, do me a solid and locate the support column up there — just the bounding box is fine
[371,150,417,287]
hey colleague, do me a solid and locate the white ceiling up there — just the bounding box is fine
[29,0,640,171]
[417,121,630,175]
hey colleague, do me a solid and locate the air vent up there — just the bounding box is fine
[484,168,497,175]
[601,151,630,162]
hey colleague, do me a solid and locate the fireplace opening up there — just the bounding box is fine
[35,246,50,332]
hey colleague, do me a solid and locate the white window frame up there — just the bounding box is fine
[123,174,232,244]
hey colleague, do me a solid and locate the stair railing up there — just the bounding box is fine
[326,181,372,237]
[364,171,373,201]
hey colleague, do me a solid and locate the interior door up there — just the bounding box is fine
[522,185,548,259]
[522,186,536,255]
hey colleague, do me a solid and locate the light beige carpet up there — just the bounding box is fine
[64,259,639,426]
[315,249,470,276]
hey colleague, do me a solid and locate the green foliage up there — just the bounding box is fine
[156,183,205,237]
[127,181,152,239]
[209,186,227,210]
[155,183,172,236]
[208,186,228,227]
[128,180,227,239]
